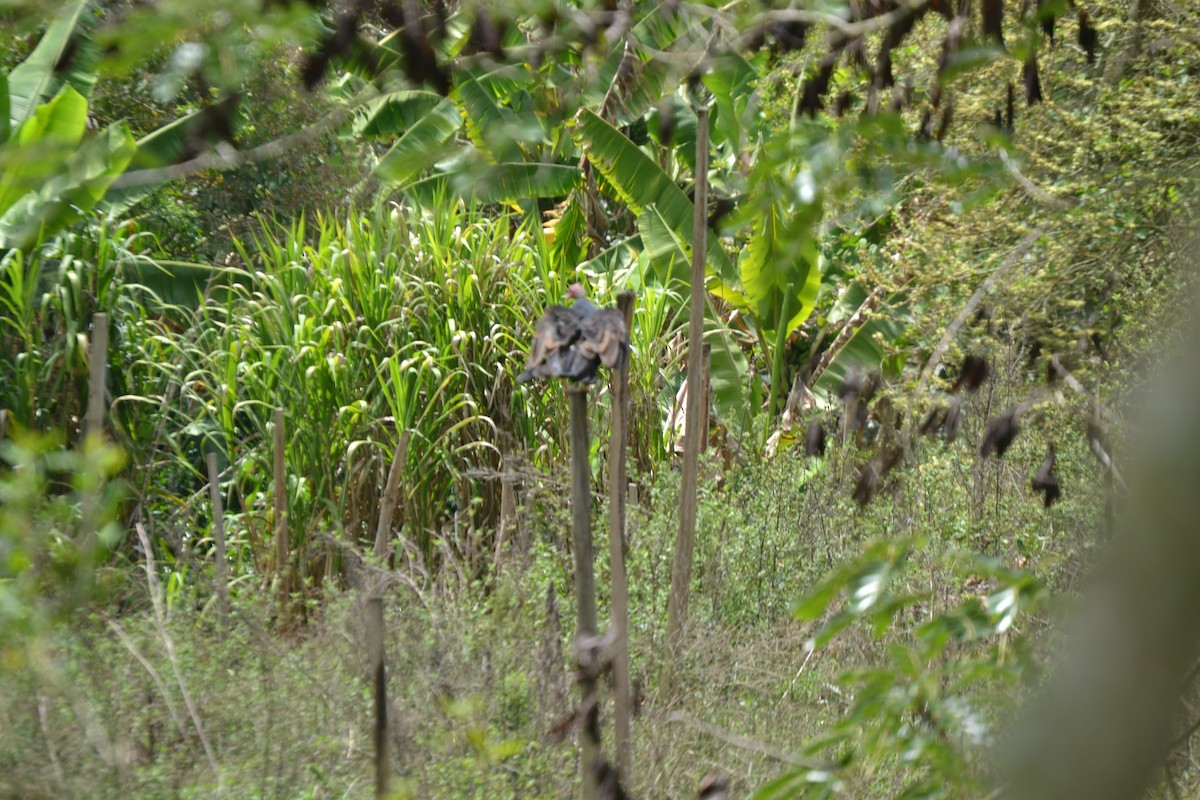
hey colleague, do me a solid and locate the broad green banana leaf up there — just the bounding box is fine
[356,90,445,138]
[7,0,95,130]
[374,97,463,186]
[0,98,135,249]
[574,108,736,286]
[101,106,214,214]
[0,84,88,217]
[454,162,581,203]
[456,69,544,164]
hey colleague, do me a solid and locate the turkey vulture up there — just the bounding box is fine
[517,284,629,384]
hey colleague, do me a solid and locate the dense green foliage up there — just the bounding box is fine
[2,0,1199,797]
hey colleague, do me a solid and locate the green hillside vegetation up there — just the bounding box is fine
[1,0,1198,798]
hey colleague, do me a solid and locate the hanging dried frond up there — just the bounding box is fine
[982,409,1020,458]
[982,0,1004,45]
[1078,10,1098,64]
[1024,51,1043,105]
[1031,444,1061,506]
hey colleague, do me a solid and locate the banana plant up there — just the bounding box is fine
[1,0,136,250]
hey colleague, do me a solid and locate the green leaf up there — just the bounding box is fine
[702,52,758,151]
[456,70,540,163]
[739,201,821,337]
[7,0,95,130]
[356,90,445,139]
[374,97,463,186]
[453,162,581,203]
[0,119,136,249]
[0,85,88,217]
[813,294,909,403]
[575,108,736,284]
[638,204,691,286]
[548,196,585,275]
[0,71,10,144]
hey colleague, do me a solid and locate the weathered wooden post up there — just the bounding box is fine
[85,312,108,442]
[700,344,711,454]
[81,312,109,547]
[567,384,599,800]
[608,291,636,783]
[366,597,389,798]
[667,102,710,659]
[273,407,289,624]
[206,452,230,638]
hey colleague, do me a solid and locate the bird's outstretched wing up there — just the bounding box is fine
[518,305,582,383]
[518,297,630,384]
[576,308,629,370]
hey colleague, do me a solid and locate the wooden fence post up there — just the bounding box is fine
[609,291,636,784]
[206,452,230,638]
[667,102,710,661]
[86,312,108,443]
[273,407,289,624]
[78,312,110,551]
[700,344,711,454]
[568,385,599,800]
[366,597,389,798]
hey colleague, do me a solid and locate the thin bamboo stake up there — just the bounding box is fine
[700,344,711,454]
[608,291,636,784]
[273,408,289,624]
[568,384,599,800]
[80,313,109,549]
[366,597,389,798]
[667,103,710,657]
[206,452,230,639]
[374,431,411,561]
[85,313,108,442]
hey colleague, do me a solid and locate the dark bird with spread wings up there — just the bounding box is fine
[517,284,630,384]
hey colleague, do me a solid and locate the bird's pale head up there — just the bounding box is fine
[567,283,587,301]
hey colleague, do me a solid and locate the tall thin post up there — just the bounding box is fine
[700,344,711,454]
[568,385,598,800]
[366,597,389,798]
[80,312,109,570]
[609,291,636,783]
[667,103,710,657]
[206,452,230,639]
[273,407,289,623]
[374,431,411,561]
[85,312,108,442]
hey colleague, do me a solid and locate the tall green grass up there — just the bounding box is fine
[3,200,695,592]
[115,201,616,585]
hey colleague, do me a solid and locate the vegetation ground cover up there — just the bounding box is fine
[2,0,1199,798]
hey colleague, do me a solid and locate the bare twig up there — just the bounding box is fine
[916,225,1051,395]
[35,692,66,792]
[107,620,189,743]
[134,522,223,793]
[999,149,1075,210]
[664,711,829,768]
